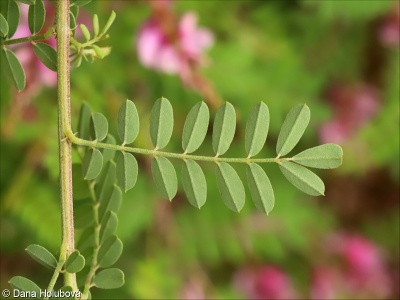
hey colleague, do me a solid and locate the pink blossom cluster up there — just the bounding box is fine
[233,234,391,299]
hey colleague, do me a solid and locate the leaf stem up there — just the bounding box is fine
[56,0,77,291]
[66,129,286,164]
[1,26,55,46]
[81,182,101,299]
[44,260,66,300]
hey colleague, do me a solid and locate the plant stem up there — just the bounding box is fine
[1,26,55,46]
[56,0,77,291]
[66,129,288,164]
[44,260,65,300]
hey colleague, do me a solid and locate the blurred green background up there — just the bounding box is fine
[1,0,399,299]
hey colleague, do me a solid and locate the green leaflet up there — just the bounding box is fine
[93,268,124,289]
[33,42,57,71]
[215,162,245,212]
[65,250,85,273]
[28,0,45,34]
[1,0,19,38]
[74,201,94,229]
[70,11,76,33]
[245,102,270,157]
[182,101,210,154]
[212,102,236,156]
[115,152,138,193]
[77,227,95,252]
[292,143,343,169]
[1,48,26,91]
[97,235,123,268]
[100,211,118,243]
[100,134,116,163]
[150,97,174,150]
[82,148,103,180]
[152,156,177,200]
[117,99,139,145]
[0,13,9,37]
[25,244,57,269]
[9,276,40,293]
[276,104,310,157]
[90,112,108,141]
[93,14,99,36]
[279,161,325,196]
[80,24,90,41]
[98,185,122,222]
[96,160,116,196]
[181,160,207,209]
[246,163,275,214]
[77,102,92,140]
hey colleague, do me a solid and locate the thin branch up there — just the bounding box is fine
[1,26,55,46]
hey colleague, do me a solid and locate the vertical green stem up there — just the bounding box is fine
[56,0,77,290]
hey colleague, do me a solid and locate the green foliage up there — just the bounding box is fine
[82,148,103,180]
[1,47,25,91]
[90,112,108,141]
[33,42,57,71]
[182,101,209,154]
[152,156,178,200]
[97,235,123,268]
[276,104,310,157]
[245,102,270,157]
[0,0,19,38]
[279,161,325,196]
[0,13,9,37]
[117,100,139,145]
[216,162,246,212]
[150,97,174,150]
[93,268,124,289]
[212,102,236,156]
[25,244,57,269]
[8,276,41,293]
[115,152,138,193]
[28,0,45,35]
[71,0,92,7]
[246,163,275,214]
[292,143,343,169]
[181,159,207,209]
[65,250,85,273]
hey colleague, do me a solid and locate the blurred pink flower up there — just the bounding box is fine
[311,234,391,299]
[136,12,213,77]
[319,84,379,143]
[378,4,400,47]
[234,266,298,299]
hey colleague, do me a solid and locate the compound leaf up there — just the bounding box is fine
[152,156,177,200]
[182,101,209,154]
[28,0,45,34]
[1,48,25,91]
[212,102,236,156]
[245,102,269,157]
[117,99,139,145]
[33,42,57,71]
[0,13,9,37]
[65,250,85,273]
[97,235,123,268]
[82,148,103,180]
[216,162,245,212]
[150,97,173,150]
[279,161,325,196]
[181,159,207,209]
[292,143,343,169]
[115,152,138,193]
[93,268,124,289]
[9,276,40,293]
[25,244,57,269]
[246,163,274,214]
[276,104,310,157]
[99,185,122,222]
[90,112,108,141]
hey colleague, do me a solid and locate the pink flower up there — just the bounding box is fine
[378,4,400,47]
[319,84,379,143]
[234,266,298,299]
[136,12,213,77]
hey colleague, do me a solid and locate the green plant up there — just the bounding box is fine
[1,0,343,299]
